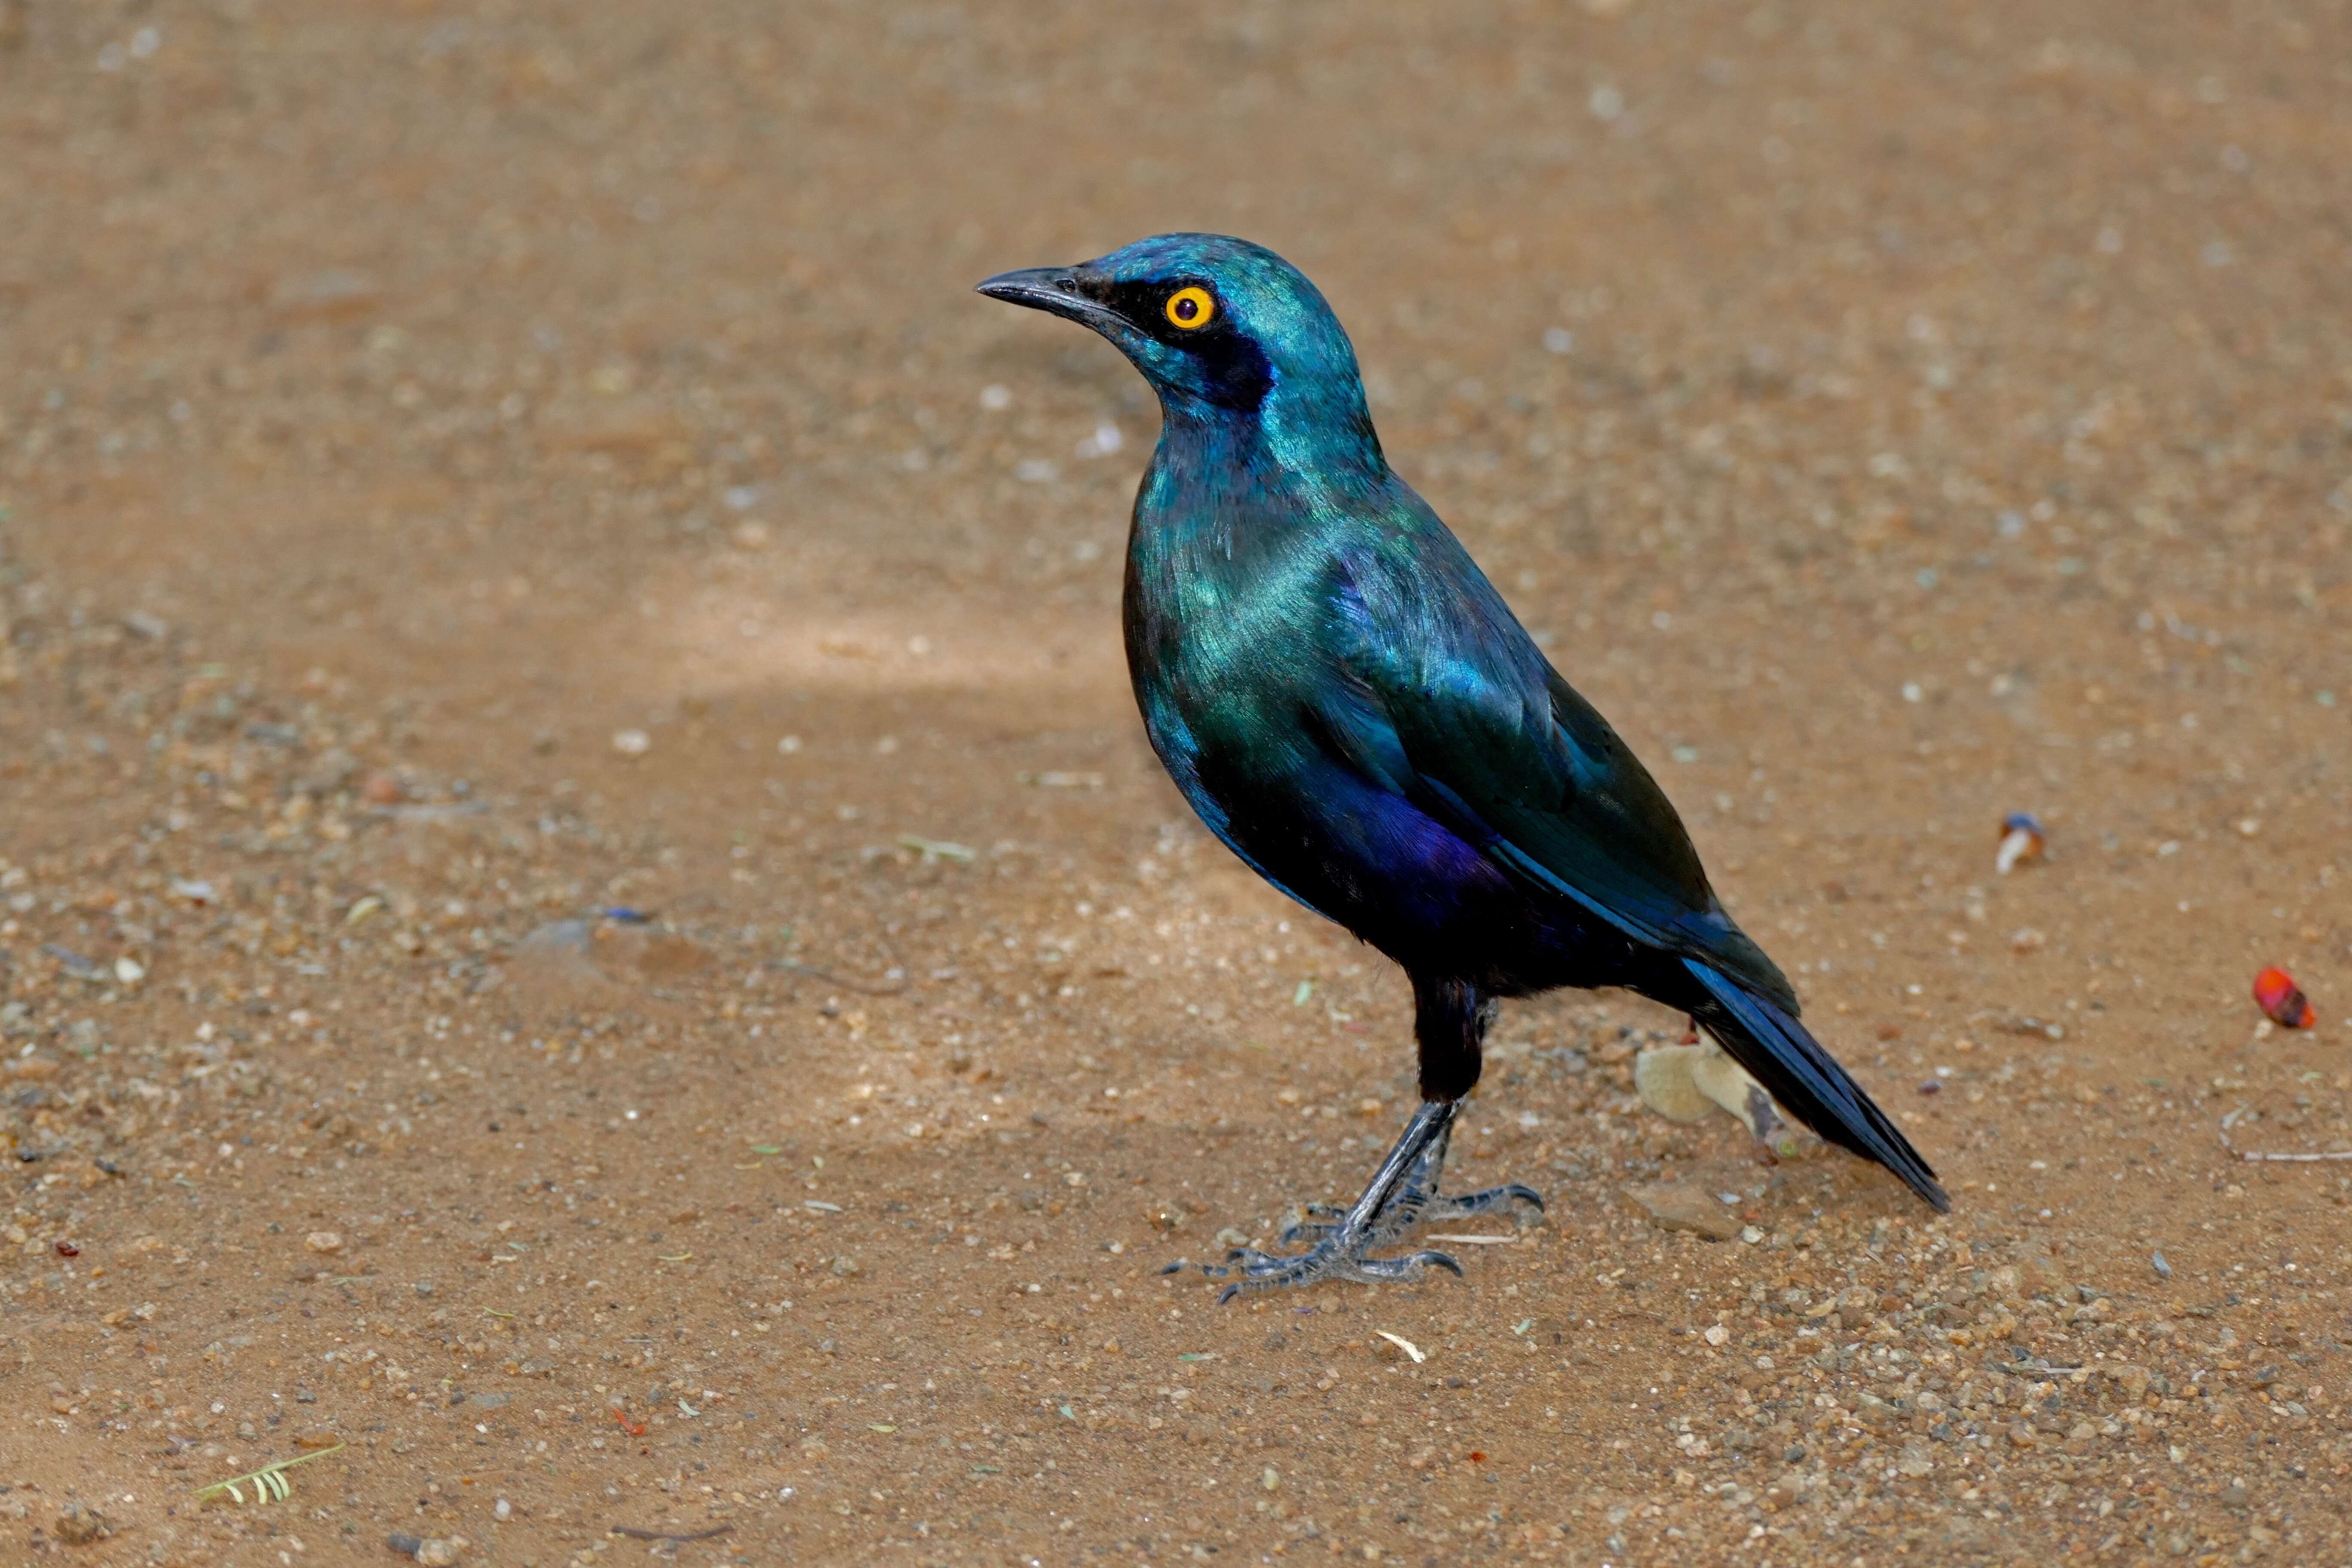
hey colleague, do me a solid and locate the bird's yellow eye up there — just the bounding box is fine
[1164,286,1216,331]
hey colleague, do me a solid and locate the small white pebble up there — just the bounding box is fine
[611,729,651,756]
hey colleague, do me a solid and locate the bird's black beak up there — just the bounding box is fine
[975,266,1116,331]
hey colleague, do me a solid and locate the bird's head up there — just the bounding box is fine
[978,234,1375,454]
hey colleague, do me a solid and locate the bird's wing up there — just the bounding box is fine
[1323,533,1798,1012]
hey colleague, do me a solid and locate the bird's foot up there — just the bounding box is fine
[1160,1100,1539,1302]
[1279,1199,1393,1248]
[1160,1236,1464,1305]
[1276,1115,1542,1247]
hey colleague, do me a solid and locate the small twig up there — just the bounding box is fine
[2236,1148,2352,1163]
[611,1524,732,1543]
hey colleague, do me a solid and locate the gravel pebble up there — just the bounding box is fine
[1621,1179,1743,1241]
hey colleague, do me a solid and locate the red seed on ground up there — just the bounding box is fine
[2253,967,2315,1029]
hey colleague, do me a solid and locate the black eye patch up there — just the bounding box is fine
[1096,279,1271,410]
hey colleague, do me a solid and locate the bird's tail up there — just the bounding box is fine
[1682,958,1948,1212]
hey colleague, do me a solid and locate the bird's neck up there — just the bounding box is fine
[1148,375,1388,519]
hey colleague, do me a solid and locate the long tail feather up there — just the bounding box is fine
[1683,958,1948,1211]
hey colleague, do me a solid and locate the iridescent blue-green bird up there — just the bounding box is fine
[979,235,1945,1299]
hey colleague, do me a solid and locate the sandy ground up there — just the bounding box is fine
[3,1,2352,1563]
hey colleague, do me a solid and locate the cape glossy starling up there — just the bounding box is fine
[980,234,1944,1300]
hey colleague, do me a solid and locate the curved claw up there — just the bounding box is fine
[1411,1249,1464,1278]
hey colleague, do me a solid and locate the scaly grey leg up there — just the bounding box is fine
[1161,1101,1537,1303]
[1280,1111,1542,1248]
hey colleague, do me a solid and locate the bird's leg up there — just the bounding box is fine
[1280,1124,1448,1247]
[1281,1110,1541,1247]
[1390,1109,1546,1227]
[1160,1101,1470,1303]
[1283,978,1542,1249]
[1162,979,1545,1301]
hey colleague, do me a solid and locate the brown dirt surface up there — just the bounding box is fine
[3,2,2351,1564]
